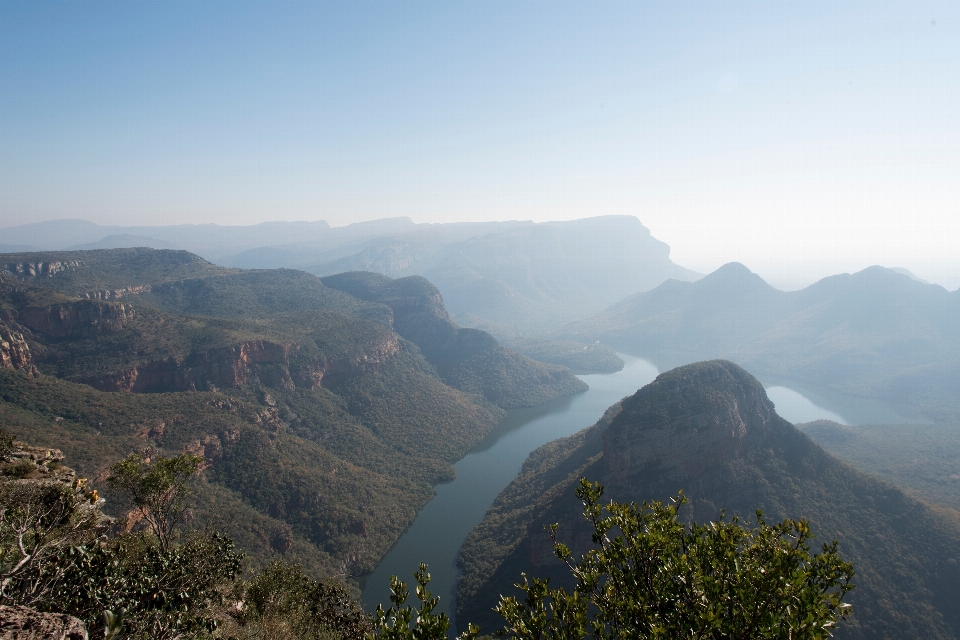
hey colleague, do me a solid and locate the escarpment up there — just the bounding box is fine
[3,259,82,279]
[86,333,402,393]
[81,284,152,301]
[321,271,588,408]
[16,300,135,339]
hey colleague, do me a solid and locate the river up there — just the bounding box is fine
[359,355,885,631]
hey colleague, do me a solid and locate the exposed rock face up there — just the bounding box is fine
[602,360,778,487]
[17,301,134,339]
[81,284,151,300]
[86,335,402,393]
[0,605,88,640]
[2,260,82,279]
[1,444,77,485]
[321,271,588,408]
[0,323,34,372]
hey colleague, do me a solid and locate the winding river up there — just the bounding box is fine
[359,354,887,631]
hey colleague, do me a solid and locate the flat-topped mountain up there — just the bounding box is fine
[457,361,960,638]
[311,216,700,332]
[0,216,701,333]
[561,262,960,422]
[0,247,587,585]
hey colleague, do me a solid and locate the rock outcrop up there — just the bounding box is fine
[457,360,960,638]
[85,335,402,393]
[602,360,779,487]
[2,260,82,279]
[81,284,151,301]
[0,323,34,372]
[17,301,134,339]
[321,272,588,408]
[0,605,88,640]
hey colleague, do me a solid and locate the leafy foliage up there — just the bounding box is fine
[222,560,373,640]
[496,480,854,639]
[0,475,105,607]
[108,452,203,550]
[460,363,960,639]
[50,531,243,639]
[370,563,480,640]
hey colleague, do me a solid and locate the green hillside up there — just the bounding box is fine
[457,361,960,639]
[321,271,587,409]
[0,248,585,589]
[800,419,960,513]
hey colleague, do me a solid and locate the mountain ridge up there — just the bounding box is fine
[457,360,960,639]
[560,262,960,422]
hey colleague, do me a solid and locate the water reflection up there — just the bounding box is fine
[765,386,848,425]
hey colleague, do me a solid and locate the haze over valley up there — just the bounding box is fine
[3,1,960,638]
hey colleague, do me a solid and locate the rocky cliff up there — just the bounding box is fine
[3,259,82,279]
[321,272,587,408]
[0,323,34,372]
[15,301,135,339]
[85,334,402,393]
[601,360,780,488]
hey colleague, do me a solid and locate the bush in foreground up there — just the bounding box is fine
[377,479,854,639]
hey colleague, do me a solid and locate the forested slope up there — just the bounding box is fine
[457,361,960,639]
[0,248,587,586]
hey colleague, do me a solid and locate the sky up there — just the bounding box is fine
[1,1,959,288]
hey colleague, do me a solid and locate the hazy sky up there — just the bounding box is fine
[1,2,958,287]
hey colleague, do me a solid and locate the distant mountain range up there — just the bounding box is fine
[0,216,700,333]
[0,247,586,584]
[560,262,960,422]
[456,361,960,639]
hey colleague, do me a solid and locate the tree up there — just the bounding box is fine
[495,479,855,639]
[370,563,481,640]
[49,529,243,640]
[225,560,373,639]
[108,452,203,550]
[0,477,105,606]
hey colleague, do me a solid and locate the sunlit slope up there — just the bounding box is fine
[457,361,960,639]
[3,249,594,583]
[561,262,960,421]
[321,271,587,409]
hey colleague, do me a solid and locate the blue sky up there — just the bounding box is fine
[1,1,958,286]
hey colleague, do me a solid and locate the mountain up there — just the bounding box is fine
[456,361,960,639]
[320,272,587,409]
[310,216,701,332]
[560,262,960,422]
[0,216,701,333]
[0,219,335,262]
[0,248,586,585]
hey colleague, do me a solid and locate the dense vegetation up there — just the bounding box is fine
[799,419,960,512]
[496,480,853,639]
[458,361,960,639]
[321,271,587,409]
[0,434,372,639]
[499,337,623,374]
[0,248,585,588]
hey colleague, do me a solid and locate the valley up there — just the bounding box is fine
[0,248,587,585]
[2,235,959,638]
